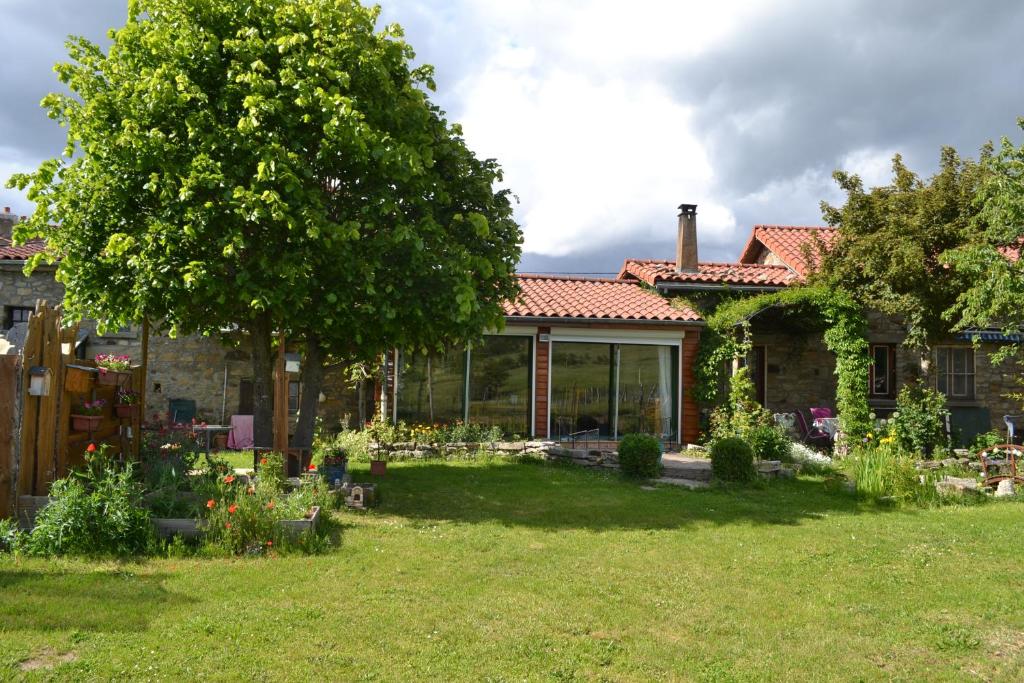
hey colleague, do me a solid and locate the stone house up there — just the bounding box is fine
[1,208,369,437]
[618,205,1022,445]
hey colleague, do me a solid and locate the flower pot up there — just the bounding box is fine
[71,414,101,432]
[96,369,129,386]
[370,459,387,476]
[322,462,347,483]
[114,403,138,419]
[279,506,321,538]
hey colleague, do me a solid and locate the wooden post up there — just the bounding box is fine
[134,319,150,459]
[17,302,43,497]
[0,356,19,518]
[34,303,61,493]
[273,332,288,454]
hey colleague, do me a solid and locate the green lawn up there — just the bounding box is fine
[2,459,1023,681]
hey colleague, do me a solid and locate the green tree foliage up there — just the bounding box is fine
[943,123,1024,347]
[8,0,521,446]
[819,148,988,348]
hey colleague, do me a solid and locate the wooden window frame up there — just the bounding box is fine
[869,344,896,398]
[4,305,33,330]
[935,346,975,400]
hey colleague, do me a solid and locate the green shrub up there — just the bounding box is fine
[255,451,287,493]
[25,446,154,557]
[710,437,755,482]
[747,425,793,462]
[617,434,662,479]
[888,384,950,457]
[844,442,927,503]
[0,518,22,554]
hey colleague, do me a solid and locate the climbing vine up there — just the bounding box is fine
[695,285,872,442]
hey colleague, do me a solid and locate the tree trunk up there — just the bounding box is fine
[292,337,325,450]
[250,313,275,448]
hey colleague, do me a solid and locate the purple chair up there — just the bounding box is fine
[809,407,834,420]
[795,410,832,448]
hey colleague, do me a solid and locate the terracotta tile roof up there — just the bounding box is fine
[506,274,701,322]
[738,225,839,277]
[617,259,798,288]
[0,237,47,261]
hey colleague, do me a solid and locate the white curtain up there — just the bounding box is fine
[657,346,673,440]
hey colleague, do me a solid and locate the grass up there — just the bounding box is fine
[2,458,1024,681]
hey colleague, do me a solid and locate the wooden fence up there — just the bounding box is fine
[1,301,142,518]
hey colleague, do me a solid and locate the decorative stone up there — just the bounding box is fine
[995,480,1016,497]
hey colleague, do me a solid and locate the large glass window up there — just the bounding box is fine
[468,336,532,436]
[550,341,678,442]
[396,347,466,425]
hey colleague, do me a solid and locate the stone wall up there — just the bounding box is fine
[0,266,362,432]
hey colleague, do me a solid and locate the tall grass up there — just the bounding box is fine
[844,443,932,504]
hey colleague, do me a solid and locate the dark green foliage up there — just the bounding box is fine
[710,437,755,482]
[889,383,950,457]
[819,148,988,348]
[0,518,21,554]
[617,433,662,479]
[25,451,155,557]
[747,425,793,463]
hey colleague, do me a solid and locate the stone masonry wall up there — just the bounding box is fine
[1,267,361,432]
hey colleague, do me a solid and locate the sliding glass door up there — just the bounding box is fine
[550,341,677,442]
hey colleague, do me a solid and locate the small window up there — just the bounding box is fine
[288,381,301,414]
[869,344,896,397]
[4,306,32,330]
[935,347,975,400]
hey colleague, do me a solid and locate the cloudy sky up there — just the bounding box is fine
[2,1,1023,273]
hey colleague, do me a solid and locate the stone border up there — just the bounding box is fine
[369,441,621,470]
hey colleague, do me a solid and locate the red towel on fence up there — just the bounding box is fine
[227,414,254,449]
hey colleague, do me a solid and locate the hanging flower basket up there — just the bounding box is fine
[71,414,102,432]
[96,369,130,386]
[114,403,138,419]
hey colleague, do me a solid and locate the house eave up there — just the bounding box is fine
[505,315,705,327]
[653,282,789,293]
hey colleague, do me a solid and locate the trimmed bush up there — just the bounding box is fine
[710,437,755,482]
[617,433,662,479]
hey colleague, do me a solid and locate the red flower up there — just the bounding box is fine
[86,443,96,453]
[265,540,273,547]
[223,475,235,484]
[228,504,237,515]
[206,499,216,509]
[225,522,231,529]
[308,463,316,471]
[260,457,268,465]
[266,501,275,510]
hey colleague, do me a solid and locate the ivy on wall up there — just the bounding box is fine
[694,285,872,441]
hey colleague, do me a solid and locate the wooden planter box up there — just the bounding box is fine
[17,495,53,531]
[151,518,203,539]
[64,365,94,393]
[71,414,102,432]
[115,403,139,419]
[96,369,130,386]
[279,506,321,538]
[370,460,387,476]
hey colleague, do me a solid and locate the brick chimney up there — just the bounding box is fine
[0,207,14,241]
[675,203,698,273]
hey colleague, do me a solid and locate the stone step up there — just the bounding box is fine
[661,463,712,481]
[655,477,710,489]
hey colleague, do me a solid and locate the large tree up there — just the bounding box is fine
[818,147,989,349]
[9,0,521,446]
[943,123,1024,345]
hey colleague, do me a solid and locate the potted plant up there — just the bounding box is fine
[71,399,106,432]
[114,388,140,418]
[370,451,387,476]
[321,448,348,484]
[94,353,131,386]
